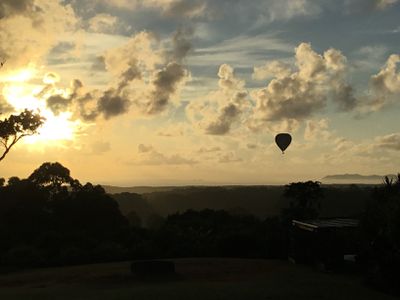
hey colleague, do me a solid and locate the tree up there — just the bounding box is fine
[28,162,81,195]
[0,110,45,162]
[360,174,400,293]
[282,181,323,221]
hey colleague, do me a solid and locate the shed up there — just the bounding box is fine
[289,218,359,269]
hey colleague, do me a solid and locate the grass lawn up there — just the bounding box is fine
[0,258,396,300]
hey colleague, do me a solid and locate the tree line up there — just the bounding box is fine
[0,162,399,294]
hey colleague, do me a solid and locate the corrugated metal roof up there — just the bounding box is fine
[292,218,359,231]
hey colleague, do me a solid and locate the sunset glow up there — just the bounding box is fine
[2,70,80,145]
[0,0,399,185]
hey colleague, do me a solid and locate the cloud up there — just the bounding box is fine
[47,94,72,115]
[187,64,249,135]
[0,0,34,18]
[91,0,208,19]
[145,62,188,115]
[357,54,400,114]
[304,118,332,141]
[260,0,321,22]
[91,141,111,154]
[246,143,258,149]
[170,27,193,62]
[192,34,293,68]
[88,13,118,33]
[91,55,107,72]
[43,78,83,115]
[370,54,400,95]
[218,152,242,163]
[375,133,400,151]
[157,123,185,137]
[375,0,398,9]
[101,30,190,116]
[133,147,197,165]
[138,144,153,153]
[97,89,131,119]
[253,61,292,80]
[197,146,221,153]
[162,0,207,19]
[0,0,78,69]
[250,43,357,130]
[41,29,191,121]
[344,0,398,12]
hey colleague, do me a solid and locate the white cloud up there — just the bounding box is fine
[250,43,356,128]
[304,118,332,141]
[186,64,249,135]
[0,0,78,69]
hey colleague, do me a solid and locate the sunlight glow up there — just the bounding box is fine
[0,67,36,83]
[25,111,81,144]
[2,69,83,145]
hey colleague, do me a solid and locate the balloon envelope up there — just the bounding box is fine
[275,133,292,153]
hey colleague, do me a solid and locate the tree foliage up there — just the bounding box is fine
[360,174,400,292]
[28,162,81,194]
[282,181,323,221]
[0,109,45,161]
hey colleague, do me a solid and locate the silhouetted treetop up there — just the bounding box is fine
[28,162,81,193]
[0,109,45,161]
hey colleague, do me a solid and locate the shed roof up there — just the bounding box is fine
[292,218,359,232]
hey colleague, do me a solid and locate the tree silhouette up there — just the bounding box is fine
[283,181,323,221]
[360,174,400,293]
[28,162,81,196]
[0,109,45,162]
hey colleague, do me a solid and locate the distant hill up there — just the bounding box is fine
[321,173,397,184]
[102,185,181,194]
[106,185,370,221]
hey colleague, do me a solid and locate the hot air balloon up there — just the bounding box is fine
[275,133,292,154]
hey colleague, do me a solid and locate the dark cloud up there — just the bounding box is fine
[97,89,131,119]
[205,103,241,135]
[76,92,99,122]
[91,55,107,71]
[146,62,187,115]
[170,27,193,61]
[138,144,153,153]
[333,83,358,111]
[45,79,83,115]
[47,94,71,115]
[49,42,76,56]
[0,0,35,19]
[117,60,142,92]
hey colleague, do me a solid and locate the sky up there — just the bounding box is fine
[0,0,399,185]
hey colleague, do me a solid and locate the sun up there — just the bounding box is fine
[1,68,83,146]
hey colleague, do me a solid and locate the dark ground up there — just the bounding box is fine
[0,258,396,300]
